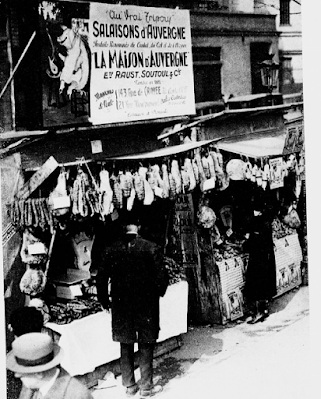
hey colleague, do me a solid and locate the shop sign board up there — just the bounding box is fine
[269,157,284,190]
[283,124,304,155]
[15,156,59,200]
[89,3,195,125]
[39,2,195,127]
[174,194,199,268]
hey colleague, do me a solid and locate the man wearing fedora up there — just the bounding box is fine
[96,216,169,398]
[7,332,93,399]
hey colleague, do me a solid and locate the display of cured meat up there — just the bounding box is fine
[133,171,145,201]
[161,164,170,199]
[216,149,224,169]
[194,152,206,182]
[206,154,216,179]
[138,166,154,205]
[19,266,47,296]
[71,168,91,217]
[210,151,224,175]
[185,158,197,191]
[171,159,182,194]
[20,228,48,265]
[201,155,211,179]
[192,157,200,183]
[127,187,136,211]
[245,161,252,180]
[251,164,258,183]
[147,166,157,190]
[49,170,70,216]
[152,164,164,192]
[168,172,176,200]
[8,198,54,232]
[256,166,263,187]
[262,163,270,190]
[120,171,134,198]
[180,165,190,193]
[98,169,114,217]
[111,173,123,209]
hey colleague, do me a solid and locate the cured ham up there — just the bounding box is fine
[111,173,123,209]
[161,164,170,199]
[194,153,206,182]
[168,172,176,200]
[171,160,182,194]
[206,155,216,180]
[71,168,90,217]
[201,156,211,179]
[133,171,145,201]
[192,157,200,184]
[97,169,113,218]
[138,166,154,205]
[184,158,196,191]
[49,170,70,216]
[120,171,133,198]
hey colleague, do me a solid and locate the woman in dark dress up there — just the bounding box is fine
[244,185,277,323]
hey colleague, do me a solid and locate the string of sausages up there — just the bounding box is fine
[7,198,54,232]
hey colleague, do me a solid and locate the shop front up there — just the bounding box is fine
[3,106,306,387]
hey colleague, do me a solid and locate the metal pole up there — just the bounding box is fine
[0,31,37,100]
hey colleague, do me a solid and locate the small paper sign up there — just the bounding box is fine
[226,228,233,237]
[52,196,71,209]
[154,186,164,198]
[91,140,103,154]
[69,284,83,297]
[28,242,47,255]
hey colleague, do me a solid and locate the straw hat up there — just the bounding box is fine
[7,333,63,373]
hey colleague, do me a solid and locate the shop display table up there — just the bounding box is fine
[216,233,303,324]
[45,280,188,376]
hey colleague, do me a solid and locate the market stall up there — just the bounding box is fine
[5,128,306,351]
[211,131,306,323]
[45,280,188,377]
[5,139,220,377]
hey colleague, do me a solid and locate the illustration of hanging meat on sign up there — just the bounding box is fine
[39,1,90,126]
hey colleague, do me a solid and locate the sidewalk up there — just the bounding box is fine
[92,286,310,399]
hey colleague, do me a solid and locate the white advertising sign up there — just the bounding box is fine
[89,4,195,124]
[269,157,284,190]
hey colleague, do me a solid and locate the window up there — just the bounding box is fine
[280,0,290,25]
[250,42,272,94]
[0,0,7,38]
[192,47,222,103]
[280,56,294,86]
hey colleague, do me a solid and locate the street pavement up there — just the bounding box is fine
[93,286,313,399]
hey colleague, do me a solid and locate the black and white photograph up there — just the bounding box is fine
[1,1,317,398]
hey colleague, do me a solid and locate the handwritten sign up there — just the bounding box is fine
[174,194,199,267]
[15,156,59,200]
[89,4,195,124]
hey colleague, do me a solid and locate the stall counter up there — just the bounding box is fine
[45,280,188,376]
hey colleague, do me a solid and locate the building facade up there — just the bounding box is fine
[0,0,280,132]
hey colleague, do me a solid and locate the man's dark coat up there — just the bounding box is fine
[97,234,169,344]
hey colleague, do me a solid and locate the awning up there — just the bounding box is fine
[217,133,286,158]
[105,139,215,160]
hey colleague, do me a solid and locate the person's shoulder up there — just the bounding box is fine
[60,372,93,397]
[137,237,160,250]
